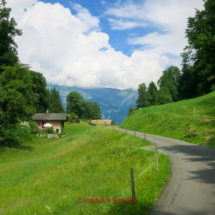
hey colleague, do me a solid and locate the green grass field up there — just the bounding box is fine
[0,123,170,215]
[121,91,215,146]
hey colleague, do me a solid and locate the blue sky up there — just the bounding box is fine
[8,0,204,89]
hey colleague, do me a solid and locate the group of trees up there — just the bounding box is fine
[135,66,181,110]
[0,0,101,146]
[135,0,215,110]
[66,91,102,120]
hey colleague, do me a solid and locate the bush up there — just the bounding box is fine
[2,124,32,146]
[47,127,54,134]
[68,112,77,123]
[88,122,96,126]
[29,121,39,134]
[75,118,80,123]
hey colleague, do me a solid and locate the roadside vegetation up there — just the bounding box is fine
[0,124,170,215]
[121,91,215,146]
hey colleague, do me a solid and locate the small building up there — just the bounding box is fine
[32,113,68,133]
[91,119,112,125]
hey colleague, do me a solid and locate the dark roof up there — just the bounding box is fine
[32,113,68,121]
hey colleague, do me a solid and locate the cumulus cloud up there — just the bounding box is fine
[6,0,203,89]
[106,0,204,66]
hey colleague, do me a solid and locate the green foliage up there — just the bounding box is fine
[66,91,84,118]
[29,121,39,134]
[46,87,65,113]
[157,66,180,102]
[0,63,37,145]
[82,101,102,119]
[47,127,54,134]
[30,71,48,113]
[66,91,102,119]
[158,87,173,104]
[179,0,215,99]
[0,0,22,71]
[147,81,159,106]
[68,112,77,123]
[136,83,149,108]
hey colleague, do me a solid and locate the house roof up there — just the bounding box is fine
[32,113,68,121]
[91,120,112,125]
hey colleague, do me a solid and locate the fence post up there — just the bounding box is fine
[130,168,135,199]
[130,139,132,150]
[155,143,159,171]
[200,110,204,122]
[181,109,184,117]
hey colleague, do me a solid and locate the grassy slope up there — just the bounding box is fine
[0,123,170,215]
[121,91,215,146]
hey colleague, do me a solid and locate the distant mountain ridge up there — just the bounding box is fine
[47,84,138,124]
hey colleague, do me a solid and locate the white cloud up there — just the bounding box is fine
[6,0,190,89]
[106,0,204,67]
[108,18,147,30]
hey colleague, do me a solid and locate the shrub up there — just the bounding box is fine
[75,118,80,123]
[47,127,54,134]
[29,121,39,134]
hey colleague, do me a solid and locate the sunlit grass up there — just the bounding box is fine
[121,91,215,146]
[0,124,170,215]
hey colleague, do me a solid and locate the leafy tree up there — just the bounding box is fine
[46,87,65,113]
[179,0,215,98]
[147,82,159,106]
[66,91,85,118]
[0,64,37,145]
[68,112,77,123]
[157,66,180,101]
[157,87,173,104]
[82,101,102,119]
[136,83,149,108]
[0,0,22,71]
[30,70,48,113]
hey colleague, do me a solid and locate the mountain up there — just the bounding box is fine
[47,84,138,124]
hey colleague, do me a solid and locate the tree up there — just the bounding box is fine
[157,66,181,102]
[30,70,48,113]
[66,91,85,118]
[136,83,149,108]
[147,82,159,106]
[179,0,215,98]
[82,101,102,119]
[157,87,173,104]
[47,87,65,113]
[0,0,22,71]
[0,64,37,145]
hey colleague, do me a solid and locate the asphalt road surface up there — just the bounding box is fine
[117,128,215,215]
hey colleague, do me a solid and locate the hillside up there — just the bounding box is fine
[47,84,138,124]
[121,91,215,146]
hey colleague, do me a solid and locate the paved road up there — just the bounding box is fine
[117,128,215,215]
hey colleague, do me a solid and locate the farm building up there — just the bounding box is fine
[32,113,68,133]
[91,120,112,125]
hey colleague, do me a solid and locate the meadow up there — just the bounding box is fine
[0,123,170,215]
[121,91,215,146]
